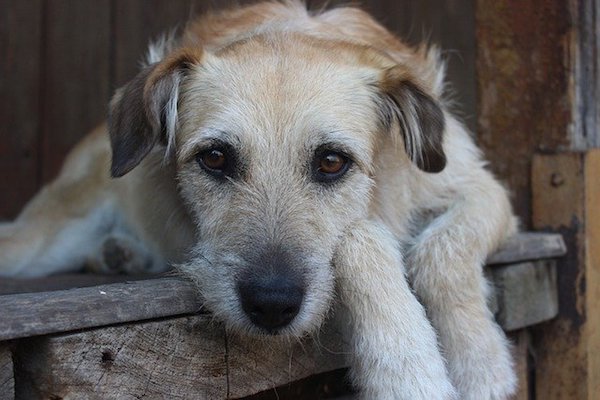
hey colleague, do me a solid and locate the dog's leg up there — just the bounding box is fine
[334,220,457,400]
[0,201,162,278]
[407,171,517,400]
[0,201,114,277]
[85,233,163,275]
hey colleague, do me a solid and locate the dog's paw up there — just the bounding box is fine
[86,234,159,274]
[448,323,517,400]
[356,371,458,400]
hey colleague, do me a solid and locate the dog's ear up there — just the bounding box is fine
[379,67,446,173]
[108,48,203,178]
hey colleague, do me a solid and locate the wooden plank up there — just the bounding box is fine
[570,0,600,149]
[114,0,197,87]
[586,148,600,399]
[365,0,477,133]
[476,0,573,223]
[486,232,566,265]
[0,232,564,341]
[530,151,600,400]
[227,313,348,398]
[0,345,14,400]
[41,0,111,183]
[0,273,143,295]
[15,317,228,399]
[489,260,558,331]
[112,1,253,87]
[0,277,202,341]
[509,330,530,400]
[243,368,353,399]
[14,315,348,399]
[0,0,42,219]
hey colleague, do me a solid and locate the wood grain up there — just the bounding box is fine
[530,151,600,400]
[41,0,111,183]
[0,273,141,295]
[486,232,566,265]
[226,312,348,398]
[489,260,558,331]
[113,0,205,87]
[509,330,530,400]
[0,0,43,220]
[15,315,348,400]
[476,0,573,224]
[16,317,228,399]
[0,277,202,341]
[360,0,477,132]
[0,345,14,400]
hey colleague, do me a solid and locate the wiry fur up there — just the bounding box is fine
[0,2,517,399]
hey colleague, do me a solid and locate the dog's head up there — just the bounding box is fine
[108,32,445,336]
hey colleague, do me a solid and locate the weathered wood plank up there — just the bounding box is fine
[0,273,142,295]
[15,317,228,399]
[508,330,530,400]
[227,312,349,398]
[530,151,600,400]
[570,0,600,150]
[489,260,558,331]
[113,0,206,88]
[486,232,566,265]
[0,232,565,341]
[0,0,42,219]
[476,0,573,223]
[0,277,202,341]
[41,0,111,183]
[14,315,348,400]
[0,345,14,400]
[367,0,477,132]
[243,368,353,399]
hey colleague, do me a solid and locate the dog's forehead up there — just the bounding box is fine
[177,35,380,162]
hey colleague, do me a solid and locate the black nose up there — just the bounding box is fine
[238,275,304,332]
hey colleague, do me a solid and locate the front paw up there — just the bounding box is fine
[447,322,516,400]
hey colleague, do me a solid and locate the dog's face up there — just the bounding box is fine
[108,34,445,337]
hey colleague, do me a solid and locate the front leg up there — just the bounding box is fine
[334,220,456,400]
[407,178,518,400]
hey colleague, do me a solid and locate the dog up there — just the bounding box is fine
[0,2,518,399]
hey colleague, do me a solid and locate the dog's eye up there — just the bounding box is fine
[196,148,228,175]
[315,151,351,182]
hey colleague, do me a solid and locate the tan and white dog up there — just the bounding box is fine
[0,2,517,399]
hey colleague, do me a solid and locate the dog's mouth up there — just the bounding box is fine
[178,247,335,338]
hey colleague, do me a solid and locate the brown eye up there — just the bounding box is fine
[203,149,226,169]
[315,150,351,182]
[196,148,229,176]
[319,153,345,174]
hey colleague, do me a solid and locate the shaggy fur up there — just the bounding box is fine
[0,2,517,399]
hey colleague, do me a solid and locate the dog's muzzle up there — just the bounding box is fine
[238,272,304,333]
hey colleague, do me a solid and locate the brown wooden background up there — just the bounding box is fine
[0,0,475,220]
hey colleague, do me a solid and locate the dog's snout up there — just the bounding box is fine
[238,275,304,332]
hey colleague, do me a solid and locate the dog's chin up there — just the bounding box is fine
[221,300,332,340]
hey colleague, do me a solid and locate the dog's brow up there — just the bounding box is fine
[178,128,232,161]
[315,131,371,170]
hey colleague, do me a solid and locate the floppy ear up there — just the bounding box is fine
[108,48,203,177]
[379,67,446,173]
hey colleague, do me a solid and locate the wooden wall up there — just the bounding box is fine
[0,0,475,220]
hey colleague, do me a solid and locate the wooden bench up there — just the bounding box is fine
[0,232,566,399]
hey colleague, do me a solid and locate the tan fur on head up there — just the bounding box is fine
[0,2,517,399]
